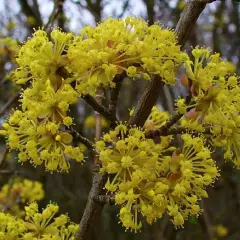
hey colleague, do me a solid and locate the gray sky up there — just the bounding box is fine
[0,0,149,33]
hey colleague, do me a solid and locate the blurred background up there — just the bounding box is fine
[0,0,240,239]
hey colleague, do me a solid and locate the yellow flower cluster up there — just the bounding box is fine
[0,212,26,239]
[0,36,19,83]
[13,18,183,94]
[144,105,169,130]
[0,178,44,217]
[14,29,72,86]
[96,124,218,231]
[0,37,19,62]
[2,110,83,172]
[0,202,78,240]
[68,17,184,94]
[1,18,185,172]
[0,31,86,172]
[179,47,240,168]
[20,80,78,125]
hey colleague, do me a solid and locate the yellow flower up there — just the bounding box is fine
[14,29,72,87]
[215,224,228,237]
[21,80,78,124]
[0,212,26,239]
[0,202,78,239]
[96,124,173,230]
[97,128,217,230]
[3,111,84,172]
[144,105,169,129]
[0,178,44,217]
[68,17,184,94]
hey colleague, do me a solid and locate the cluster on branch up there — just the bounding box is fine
[0,16,240,236]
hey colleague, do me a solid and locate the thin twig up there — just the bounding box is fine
[0,77,8,87]
[199,199,215,240]
[163,85,175,114]
[145,126,211,139]
[0,169,15,174]
[82,94,116,122]
[109,71,126,128]
[45,0,64,30]
[93,194,115,205]
[149,91,194,136]
[57,0,65,29]
[0,93,19,117]
[70,127,95,151]
[94,88,103,165]
[0,148,8,166]
[159,112,184,135]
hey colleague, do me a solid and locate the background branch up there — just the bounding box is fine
[0,93,19,117]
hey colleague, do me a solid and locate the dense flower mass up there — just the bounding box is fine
[96,125,218,231]
[0,37,19,63]
[2,111,83,172]
[1,18,185,172]
[0,178,44,216]
[20,80,78,125]
[178,47,240,168]
[14,29,73,86]
[1,31,83,172]
[68,17,184,94]
[144,105,169,130]
[13,18,184,95]
[0,203,78,239]
[1,16,240,233]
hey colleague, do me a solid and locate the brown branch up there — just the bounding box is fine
[0,169,15,174]
[93,194,115,205]
[117,0,130,18]
[75,172,107,240]
[72,0,102,24]
[82,94,116,122]
[146,126,211,139]
[57,0,65,30]
[174,0,210,47]
[128,75,164,127]
[159,112,184,135]
[143,0,155,25]
[45,0,66,31]
[0,93,19,117]
[94,88,103,165]
[199,199,215,240]
[70,127,95,151]
[0,148,8,166]
[18,0,43,32]
[109,72,126,128]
